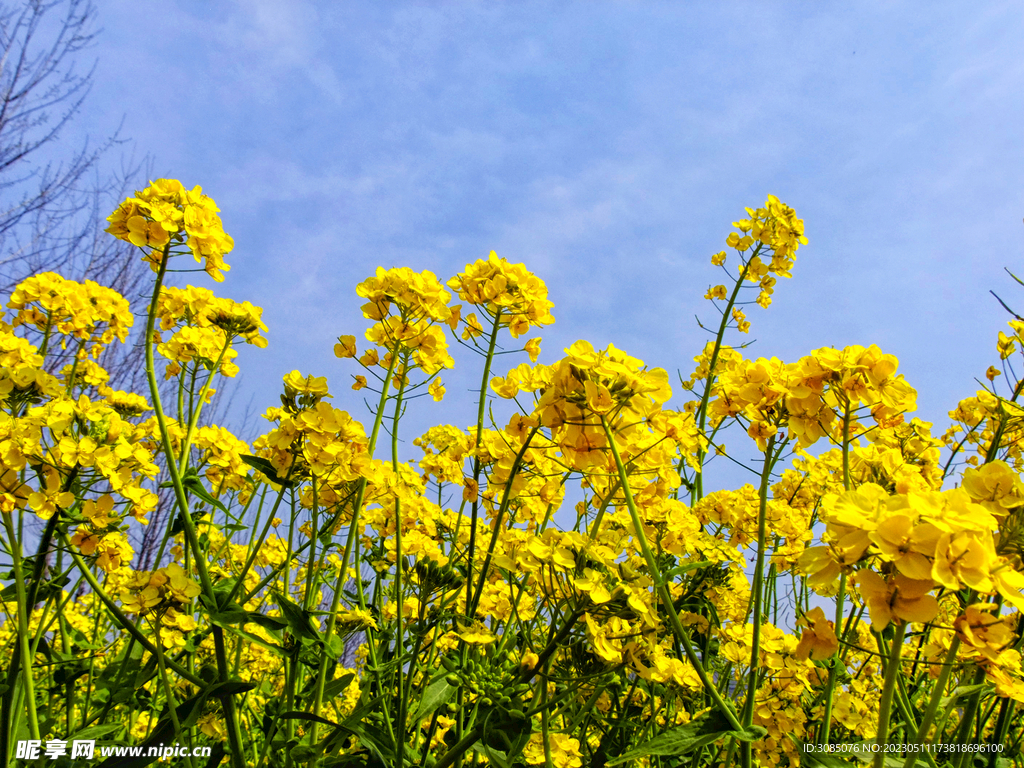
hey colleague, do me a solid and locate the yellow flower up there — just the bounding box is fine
[283,370,330,398]
[107,179,234,282]
[961,461,1024,516]
[575,569,612,604]
[490,375,519,399]
[524,337,542,362]
[456,622,495,645]
[447,251,555,337]
[160,563,201,601]
[334,334,357,358]
[954,604,1015,661]
[336,608,378,631]
[855,570,937,631]
[524,733,583,767]
[794,606,839,661]
[519,651,540,674]
[869,514,939,581]
[428,378,445,402]
[931,531,996,593]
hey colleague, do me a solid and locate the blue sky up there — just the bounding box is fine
[73,1,1024,480]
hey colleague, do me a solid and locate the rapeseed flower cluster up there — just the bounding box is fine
[106,178,234,281]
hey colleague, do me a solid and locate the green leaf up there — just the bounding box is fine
[606,710,762,765]
[273,590,320,640]
[68,723,124,742]
[208,604,249,626]
[180,473,229,515]
[201,744,226,768]
[471,743,511,768]
[319,695,389,757]
[242,454,293,487]
[132,655,159,690]
[209,680,257,696]
[175,679,256,731]
[169,507,206,536]
[278,710,338,727]
[289,745,318,763]
[413,678,454,721]
[323,634,345,659]
[322,672,356,701]
[246,612,287,634]
[939,682,987,710]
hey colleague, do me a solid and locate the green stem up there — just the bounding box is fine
[391,367,409,767]
[464,310,502,622]
[741,433,781,768]
[902,636,961,768]
[600,417,742,733]
[1,511,40,741]
[952,666,987,768]
[820,400,853,744]
[142,245,215,598]
[177,335,233,473]
[468,425,539,616]
[141,244,245,768]
[153,624,196,768]
[692,247,757,503]
[307,348,399,760]
[541,660,553,768]
[874,621,908,768]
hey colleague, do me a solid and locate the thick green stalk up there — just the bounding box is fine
[902,637,961,768]
[874,621,908,768]
[307,349,399,762]
[819,400,853,744]
[390,368,409,767]
[740,434,781,767]
[541,660,553,768]
[600,417,742,733]
[141,244,245,768]
[1,511,40,740]
[692,247,757,503]
[464,310,503,618]
[177,335,233,473]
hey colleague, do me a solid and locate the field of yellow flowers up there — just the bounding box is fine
[1,181,1022,768]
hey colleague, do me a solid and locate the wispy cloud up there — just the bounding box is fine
[78,0,1024,436]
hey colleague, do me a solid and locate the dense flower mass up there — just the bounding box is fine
[8,272,133,355]
[106,178,234,281]
[2,189,1022,768]
[448,250,555,337]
